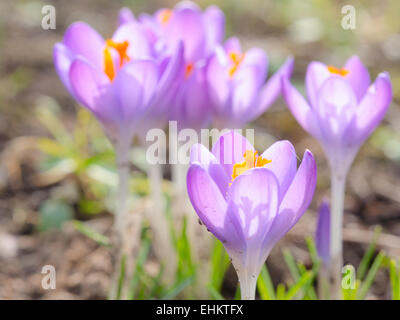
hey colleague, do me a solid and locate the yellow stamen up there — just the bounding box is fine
[103,39,130,81]
[228,51,246,78]
[327,65,349,77]
[185,62,194,78]
[232,150,271,182]
[158,9,173,26]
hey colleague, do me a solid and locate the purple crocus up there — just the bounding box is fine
[119,2,225,130]
[53,21,183,144]
[207,37,294,129]
[187,131,317,299]
[282,56,392,176]
[282,56,392,298]
[315,200,330,266]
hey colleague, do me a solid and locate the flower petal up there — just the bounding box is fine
[250,56,294,121]
[212,130,255,178]
[190,143,230,196]
[266,149,317,249]
[305,61,330,109]
[187,164,237,245]
[63,22,104,69]
[260,140,297,200]
[53,43,76,97]
[345,72,392,146]
[203,5,225,56]
[344,55,371,102]
[282,76,320,138]
[118,7,136,25]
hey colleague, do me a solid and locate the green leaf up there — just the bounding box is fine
[357,226,382,281]
[161,276,194,300]
[207,285,224,300]
[357,251,385,300]
[209,239,230,291]
[128,236,151,299]
[257,264,276,300]
[285,271,313,300]
[38,200,73,232]
[73,220,111,247]
[283,248,300,281]
[276,283,286,300]
[389,259,400,300]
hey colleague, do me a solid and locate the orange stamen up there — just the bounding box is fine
[185,62,194,78]
[228,51,246,78]
[158,9,173,26]
[103,39,130,81]
[327,65,349,77]
[232,150,271,182]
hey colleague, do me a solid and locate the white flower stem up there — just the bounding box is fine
[238,268,258,300]
[147,161,177,284]
[330,170,347,299]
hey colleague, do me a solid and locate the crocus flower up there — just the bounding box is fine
[53,21,183,145]
[118,2,225,130]
[315,200,330,266]
[187,131,317,299]
[282,56,392,298]
[207,37,294,129]
[282,56,392,176]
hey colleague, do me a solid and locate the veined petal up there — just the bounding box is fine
[316,76,357,143]
[344,55,371,103]
[63,22,104,69]
[187,164,233,244]
[203,5,225,56]
[305,61,331,109]
[345,72,392,146]
[250,56,294,121]
[190,143,230,196]
[265,150,316,250]
[282,76,319,138]
[260,140,297,201]
[227,168,279,266]
[212,130,255,178]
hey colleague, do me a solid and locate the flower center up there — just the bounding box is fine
[103,39,130,81]
[232,150,271,182]
[185,62,194,78]
[157,9,173,26]
[327,65,349,77]
[228,51,245,78]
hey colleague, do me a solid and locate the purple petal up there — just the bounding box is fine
[112,22,152,59]
[114,59,159,121]
[345,72,392,145]
[190,143,230,196]
[282,76,320,138]
[228,168,279,260]
[344,55,371,102]
[316,76,357,143]
[165,7,205,62]
[187,164,236,244]
[212,130,255,178]
[203,5,225,56]
[315,200,331,265]
[305,61,330,109]
[118,7,136,25]
[266,149,317,249]
[53,43,76,97]
[63,22,104,69]
[224,37,242,53]
[260,140,297,201]
[250,56,294,121]
[69,59,118,126]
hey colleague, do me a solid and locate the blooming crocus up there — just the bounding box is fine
[282,56,392,298]
[315,200,330,266]
[187,131,317,299]
[207,38,294,129]
[119,1,225,130]
[54,21,183,145]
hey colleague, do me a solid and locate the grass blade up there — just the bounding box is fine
[357,226,382,281]
[257,264,276,300]
[357,251,385,300]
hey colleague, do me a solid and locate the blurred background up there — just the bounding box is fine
[0,0,399,299]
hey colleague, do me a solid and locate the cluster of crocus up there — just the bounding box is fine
[283,56,392,297]
[118,2,293,130]
[53,1,393,300]
[187,131,317,299]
